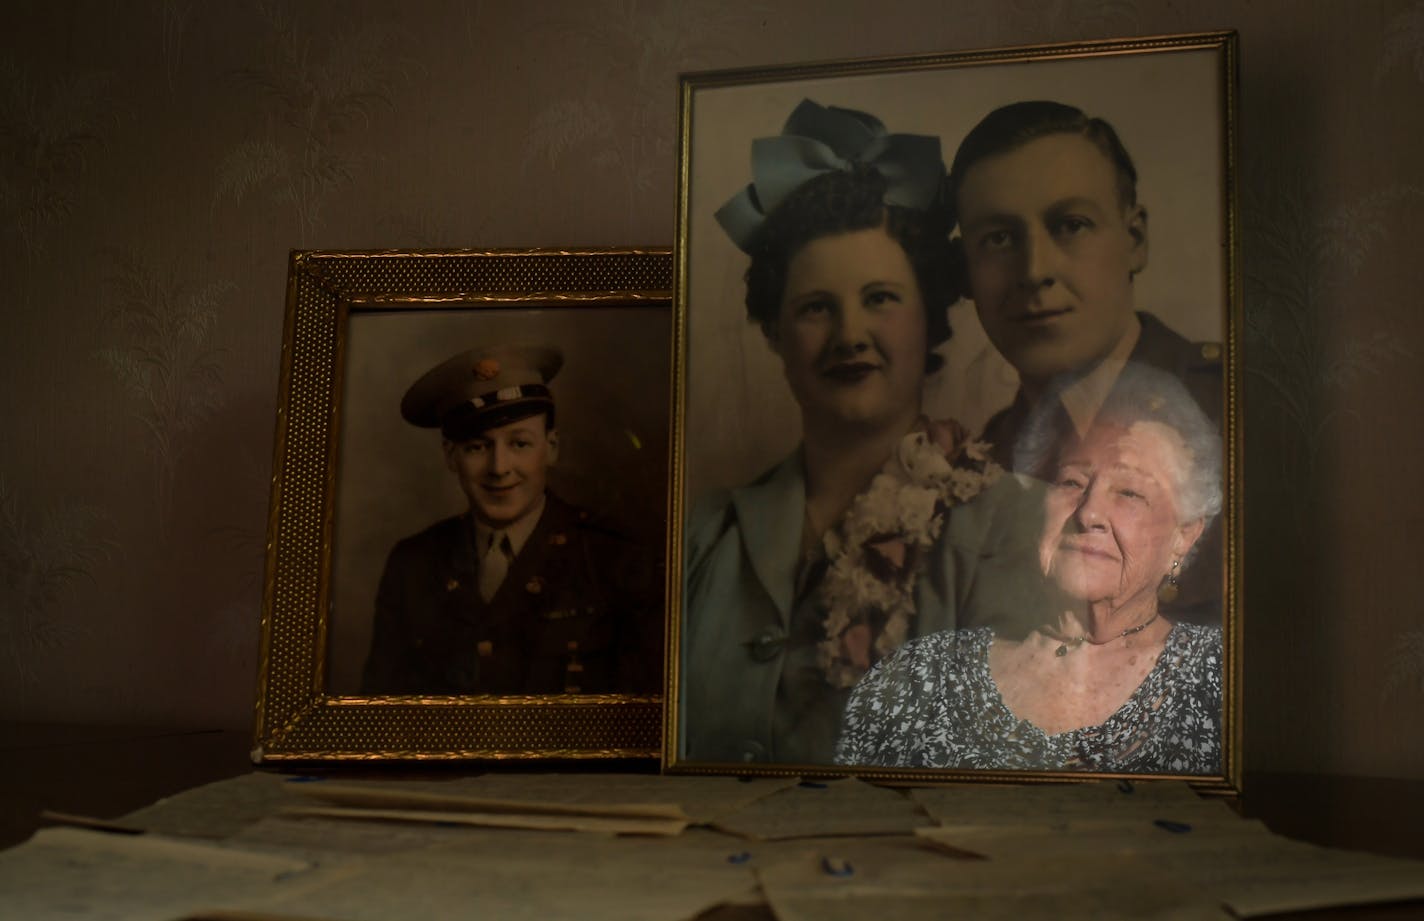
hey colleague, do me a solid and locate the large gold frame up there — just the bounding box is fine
[666,33,1241,795]
[254,248,671,760]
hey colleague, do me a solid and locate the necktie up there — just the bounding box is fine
[479,531,513,602]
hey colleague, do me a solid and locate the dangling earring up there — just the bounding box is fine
[1157,559,1180,604]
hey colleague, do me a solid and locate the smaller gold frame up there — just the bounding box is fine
[254,248,671,761]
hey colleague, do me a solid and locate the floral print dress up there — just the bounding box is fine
[834,623,1222,774]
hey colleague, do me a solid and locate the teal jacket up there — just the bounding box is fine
[678,451,1048,766]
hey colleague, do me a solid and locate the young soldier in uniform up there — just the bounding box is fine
[360,345,659,695]
[949,101,1223,620]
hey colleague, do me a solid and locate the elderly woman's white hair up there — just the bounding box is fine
[1012,362,1223,542]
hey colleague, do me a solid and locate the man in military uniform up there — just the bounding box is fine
[360,345,659,695]
[948,101,1223,619]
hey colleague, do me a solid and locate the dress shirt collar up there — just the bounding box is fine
[472,493,547,558]
[1057,312,1143,436]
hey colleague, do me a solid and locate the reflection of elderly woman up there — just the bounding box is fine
[682,101,1037,765]
[836,364,1223,773]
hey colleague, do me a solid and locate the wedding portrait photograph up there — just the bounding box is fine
[667,34,1239,788]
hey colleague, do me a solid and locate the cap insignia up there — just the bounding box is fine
[473,358,501,381]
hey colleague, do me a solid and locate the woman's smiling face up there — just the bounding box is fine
[770,224,929,435]
[1039,419,1202,610]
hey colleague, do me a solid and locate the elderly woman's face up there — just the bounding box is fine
[770,225,928,434]
[1038,420,1203,609]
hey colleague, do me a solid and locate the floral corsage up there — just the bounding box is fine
[816,418,1002,688]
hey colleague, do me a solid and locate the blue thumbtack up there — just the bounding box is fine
[1154,819,1193,834]
[798,780,828,789]
[821,856,854,877]
[727,851,752,865]
[1116,779,1135,793]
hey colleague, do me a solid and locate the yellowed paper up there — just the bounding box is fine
[909,779,1235,829]
[257,827,763,921]
[21,772,1417,920]
[120,771,306,839]
[231,812,504,857]
[36,810,144,835]
[1175,836,1424,917]
[0,827,325,921]
[296,781,689,819]
[711,778,930,840]
[282,804,689,836]
[174,912,346,921]
[753,836,1225,921]
[440,772,804,823]
[917,819,1275,865]
[14,826,310,872]
[286,773,798,824]
[916,819,1424,916]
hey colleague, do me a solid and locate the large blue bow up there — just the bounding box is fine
[714,99,946,253]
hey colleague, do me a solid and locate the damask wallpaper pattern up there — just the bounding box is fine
[3,0,1421,779]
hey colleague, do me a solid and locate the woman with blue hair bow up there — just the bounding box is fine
[679,100,1045,766]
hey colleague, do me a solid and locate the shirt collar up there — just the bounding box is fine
[472,493,547,557]
[1058,312,1143,435]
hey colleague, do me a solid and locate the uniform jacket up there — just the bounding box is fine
[979,310,1224,622]
[679,451,1047,766]
[361,494,660,695]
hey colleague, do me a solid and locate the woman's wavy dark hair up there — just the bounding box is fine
[742,166,959,373]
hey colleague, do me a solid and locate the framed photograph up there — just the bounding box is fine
[666,33,1240,793]
[255,248,671,760]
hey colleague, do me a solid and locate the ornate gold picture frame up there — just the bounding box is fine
[255,248,671,760]
[666,33,1241,794]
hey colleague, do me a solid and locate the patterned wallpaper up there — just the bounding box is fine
[3,0,1422,779]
